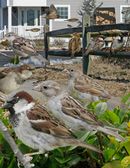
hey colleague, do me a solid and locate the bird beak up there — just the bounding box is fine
[62,69,70,74]
[32,85,41,92]
[2,102,13,109]
[2,97,18,109]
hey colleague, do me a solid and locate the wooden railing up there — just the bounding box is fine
[44,23,130,74]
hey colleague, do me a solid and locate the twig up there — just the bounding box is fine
[0,120,34,168]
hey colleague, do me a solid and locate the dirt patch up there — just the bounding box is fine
[31,56,130,98]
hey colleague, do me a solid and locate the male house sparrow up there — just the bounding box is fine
[2,91,101,156]
[1,33,49,67]
[33,80,124,141]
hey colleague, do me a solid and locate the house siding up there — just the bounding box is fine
[47,0,83,31]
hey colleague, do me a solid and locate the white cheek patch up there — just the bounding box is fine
[14,102,35,114]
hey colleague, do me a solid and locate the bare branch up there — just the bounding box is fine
[0,120,34,168]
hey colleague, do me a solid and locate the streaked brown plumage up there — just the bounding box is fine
[45,4,59,19]
[68,33,81,58]
[33,80,124,141]
[2,91,101,154]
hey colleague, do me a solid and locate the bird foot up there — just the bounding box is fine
[17,155,34,168]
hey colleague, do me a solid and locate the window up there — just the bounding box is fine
[57,7,69,19]
[27,9,35,26]
[21,10,24,26]
[19,8,41,26]
[37,10,40,26]
[121,6,130,23]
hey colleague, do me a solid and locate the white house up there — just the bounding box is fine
[0,0,130,39]
[0,0,48,39]
[0,0,83,39]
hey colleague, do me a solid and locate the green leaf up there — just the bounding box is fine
[122,140,130,155]
[121,156,130,168]
[102,160,122,168]
[122,94,130,105]
[103,148,115,162]
[7,157,16,168]
[68,155,82,167]
[105,111,120,124]
[0,157,4,168]
[55,156,71,164]
[95,102,108,115]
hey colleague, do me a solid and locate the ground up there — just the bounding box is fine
[0,51,130,98]
[31,56,130,98]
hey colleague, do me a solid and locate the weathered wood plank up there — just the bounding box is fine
[89,50,130,58]
[85,23,130,33]
[46,27,82,37]
[48,50,82,57]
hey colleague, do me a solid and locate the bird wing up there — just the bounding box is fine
[27,104,72,138]
[61,95,101,125]
[49,4,58,14]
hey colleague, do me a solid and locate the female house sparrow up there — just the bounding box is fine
[44,4,60,19]
[0,70,32,94]
[2,91,101,155]
[68,33,81,58]
[33,80,124,141]
[64,69,111,105]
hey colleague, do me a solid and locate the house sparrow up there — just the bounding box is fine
[2,91,101,155]
[110,35,125,53]
[44,4,60,19]
[0,70,32,94]
[68,33,81,58]
[2,32,49,67]
[25,28,40,32]
[85,37,105,55]
[33,80,124,141]
[64,69,111,105]
[65,18,79,22]
[3,32,36,58]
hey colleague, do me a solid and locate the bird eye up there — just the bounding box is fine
[43,86,48,89]
[70,69,74,72]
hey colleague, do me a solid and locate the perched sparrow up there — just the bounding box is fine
[65,18,79,22]
[2,91,101,155]
[64,69,111,105]
[0,72,23,94]
[2,33,49,66]
[25,28,40,32]
[110,35,125,53]
[33,80,124,141]
[0,70,32,94]
[44,4,60,19]
[3,32,36,58]
[85,37,105,55]
[68,33,81,58]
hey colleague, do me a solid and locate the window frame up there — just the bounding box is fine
[18,7,41,26]
[120,5,130,23]
[54,5,70,21]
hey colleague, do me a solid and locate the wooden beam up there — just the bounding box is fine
[82,13,90,75]
[46,27,82,37]
[85,23,130,33]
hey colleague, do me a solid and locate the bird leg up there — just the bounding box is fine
[24,151,44,157]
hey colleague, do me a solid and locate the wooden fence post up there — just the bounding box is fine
[44,24,49,59]
[82,13,90,74]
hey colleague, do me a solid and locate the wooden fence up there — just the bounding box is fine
[44,23,130,74]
